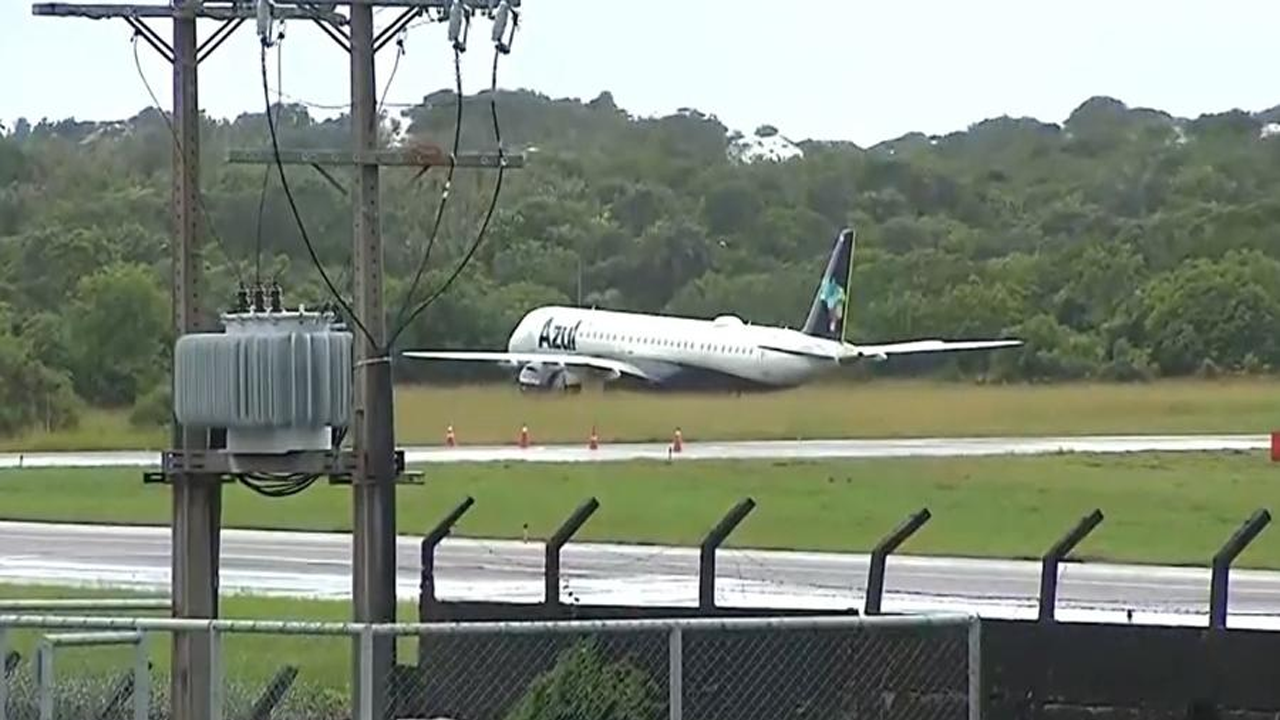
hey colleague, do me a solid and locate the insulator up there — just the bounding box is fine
[492,2,509,45]
[448,1,466,48]
[256,0,274,46]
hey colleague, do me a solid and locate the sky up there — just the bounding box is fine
[2,0,1279,147]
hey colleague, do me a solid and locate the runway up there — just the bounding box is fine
[2,520,1278,630]
[2,434,1273,629]
[0,433,1267,468]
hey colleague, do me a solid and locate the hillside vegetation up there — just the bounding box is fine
[2,91,1280,436]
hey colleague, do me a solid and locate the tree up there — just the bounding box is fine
[67,263,170,406]
[8,88,1280,397]
[1129,252,1280,374]
[0,331,80,436]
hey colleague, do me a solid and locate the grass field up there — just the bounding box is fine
[5,378,1280,451]
[3,451,1280,568]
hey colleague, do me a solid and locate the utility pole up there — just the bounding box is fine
[348,3,399,712]
[30,5,342,720]
[33,3,523,719]
[169,10,219,720]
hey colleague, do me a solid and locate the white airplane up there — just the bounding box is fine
[403,227,1023,392]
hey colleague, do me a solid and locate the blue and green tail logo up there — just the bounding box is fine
[802,228,855,342]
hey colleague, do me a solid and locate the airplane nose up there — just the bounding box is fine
[509,315,534,351]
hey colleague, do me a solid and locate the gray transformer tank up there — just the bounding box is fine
[173,307,353,455]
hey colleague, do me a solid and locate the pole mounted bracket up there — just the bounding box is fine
[141,449,423,485]
[226,148,524,195]
[227,149,524,167]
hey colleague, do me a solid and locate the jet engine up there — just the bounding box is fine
[517,362,582,393]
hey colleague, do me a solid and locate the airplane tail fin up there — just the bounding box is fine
[801,227,855,342]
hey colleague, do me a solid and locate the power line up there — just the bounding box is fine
[253,31,284,285]
[390,43,465,338]
[258,39,378,348]
[378,33,406,117]
[130,32,247,291]
[389,41,509,347]
[253,164,270,284]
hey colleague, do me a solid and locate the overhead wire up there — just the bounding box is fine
[249,2,514,356]
[257,90,425,113]
[390,43,465,337]
[378,32,407,119]
[253,164,270,285]
[130,33,247,291]
[258,37,378,347]
[254,23,286,286]
[389,40,509,348]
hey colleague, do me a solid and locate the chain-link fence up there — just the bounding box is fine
[0,612,980,720]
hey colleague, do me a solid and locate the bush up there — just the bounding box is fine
[129,383,171,428]
[505,639,661,720]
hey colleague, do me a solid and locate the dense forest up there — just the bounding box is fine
[2,88,1280,436]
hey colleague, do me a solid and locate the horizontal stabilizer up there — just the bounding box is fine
[845,338,1023,361]
[401,350,654,381]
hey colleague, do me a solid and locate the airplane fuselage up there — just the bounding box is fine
[506,305,842,391]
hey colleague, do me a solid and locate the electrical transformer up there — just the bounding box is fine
[173,297,352,457]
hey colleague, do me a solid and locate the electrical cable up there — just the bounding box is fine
[254,26,286,286]
[239,473,320,497]
[389,44,508,348]
[258,90,424,113]
[130,33,247,291]
[253,165,269,285]
[390,44,465,336]
[258,40,378,348]
[378,33,406,118]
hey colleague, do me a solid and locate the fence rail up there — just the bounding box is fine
[0,612,981,720]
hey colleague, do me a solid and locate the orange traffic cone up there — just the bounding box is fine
[672,427,683,453]
[588,425,599,450]
[519,424,530,448]
[445,425,456,447]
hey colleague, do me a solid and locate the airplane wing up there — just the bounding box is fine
[843,338,1023,361]
[401,350,655,381]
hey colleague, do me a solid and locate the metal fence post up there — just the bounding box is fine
[0,626,8,720]
[865,509,931,615]
[358,627,374,720]
[699,498,756,609]
[209,627,222,720]
[134,631,151,720]
[668,627,683,720]
[1039,509,1104,623]
[967,616,982,720]
[1210,508,1271,629]
[546,498,601,608]
[36,640,53,720]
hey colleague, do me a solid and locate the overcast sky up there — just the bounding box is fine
[2,0,1278,147]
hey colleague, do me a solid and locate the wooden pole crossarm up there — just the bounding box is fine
[226,148,525,169]
[32,3,348,22]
